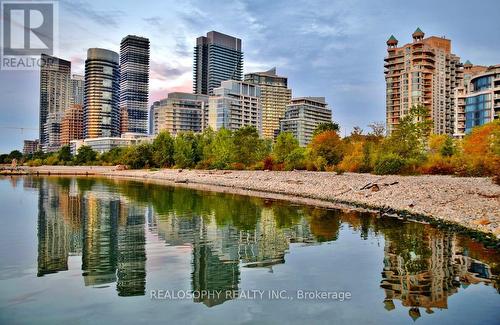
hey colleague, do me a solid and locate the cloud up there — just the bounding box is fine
[150,61,189,81]
[61,0,124,27]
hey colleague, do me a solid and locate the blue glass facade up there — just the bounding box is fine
[472,76,492,92]
[465,94,491,133]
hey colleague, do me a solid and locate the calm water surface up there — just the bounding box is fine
[0,177,498,324]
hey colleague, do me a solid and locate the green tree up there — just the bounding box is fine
[100,147,125,165]
[273,132,299,163]
[284,147,306,170]
[383,104,432,160]
[233,126,268,166]
[207,128,235,169]
[440,136,455,157]
[8,150,23,162]
[174,132,196,168]
[152,131,175,167]
[0,154,9,163]
[122,143,153,169]
[313,122,340,137]
[57,146,72,163]
[74,145,97,165]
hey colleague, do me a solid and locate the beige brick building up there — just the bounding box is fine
[385,28,463,135]
[244,68,292,139]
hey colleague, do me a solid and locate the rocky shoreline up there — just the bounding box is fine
[3,165,500,239]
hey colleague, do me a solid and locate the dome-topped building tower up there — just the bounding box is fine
[384,28,463,135]
[412,27,425,42]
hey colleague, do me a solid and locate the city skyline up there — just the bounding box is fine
[1,0,500,152]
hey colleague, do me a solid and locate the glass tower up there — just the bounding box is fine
[193,31,243,95]
[119,35,150,134]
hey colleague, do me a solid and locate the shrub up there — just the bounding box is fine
[313,156,327,171]
[44,155,59,165]
[284,147,306,171]
[250,161,265,170]
[374,154,406,175]
[263,156,274,170]
[229,162,245,170]
[28,158,43,167]
[419,155,456,175]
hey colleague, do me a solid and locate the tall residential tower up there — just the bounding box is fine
[84,48,120,138]
[385,28,463,135]
[119,35,150,134]
[244,68,292,139]
[39,54,71,152]
[193,31,243,95]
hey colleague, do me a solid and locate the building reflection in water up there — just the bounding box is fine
[377,219,497,320]
[33,177,498,311]
[36,178,147,296]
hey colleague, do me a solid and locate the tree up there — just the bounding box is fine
[233,126,268,166]
[74,146,97,165]
[367,122,386,137]
[100,147,125,165]
[313,122,340,137]
[273,132,299,163]
[152,131,175,167]
[8,150,23,162]
[57,146,72,162]
[351,126,363,136]
[383,105,431,160]
[440,136,455,157]
[308,131,344,166]
[122,143,153,169]
[0,154,8,163]
[284,147,306,170]
[174,132,196,168]
[205,128,235,169]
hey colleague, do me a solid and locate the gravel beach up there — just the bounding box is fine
[4,166,500,238]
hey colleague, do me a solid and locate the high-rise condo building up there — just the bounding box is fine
[71,74,84,106]
[280,97,332,146]
[84,48,120,138]
[193,31,243,95]
[244,68,292,139]
[151,92,208,135]
[39,54,71,152]
[119,35,150,134]
[208,80,261,133]
[453,64,500,136]
[385,28,463,135]
[61,104,83,145]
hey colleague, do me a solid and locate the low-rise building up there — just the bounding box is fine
[23,139,40,155]
[151,92,208,135]
[280,97,332,146]
[208,80,262,133]
[70,133,153,155]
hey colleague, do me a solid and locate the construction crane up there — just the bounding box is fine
[0,126,39,134]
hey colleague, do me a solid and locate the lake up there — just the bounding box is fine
[0,177,498,324]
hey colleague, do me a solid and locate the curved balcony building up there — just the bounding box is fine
[84,48,120,139]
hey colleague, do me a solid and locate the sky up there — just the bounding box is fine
[0,0,499,153]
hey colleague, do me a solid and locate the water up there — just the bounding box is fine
[0,177,498,324]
